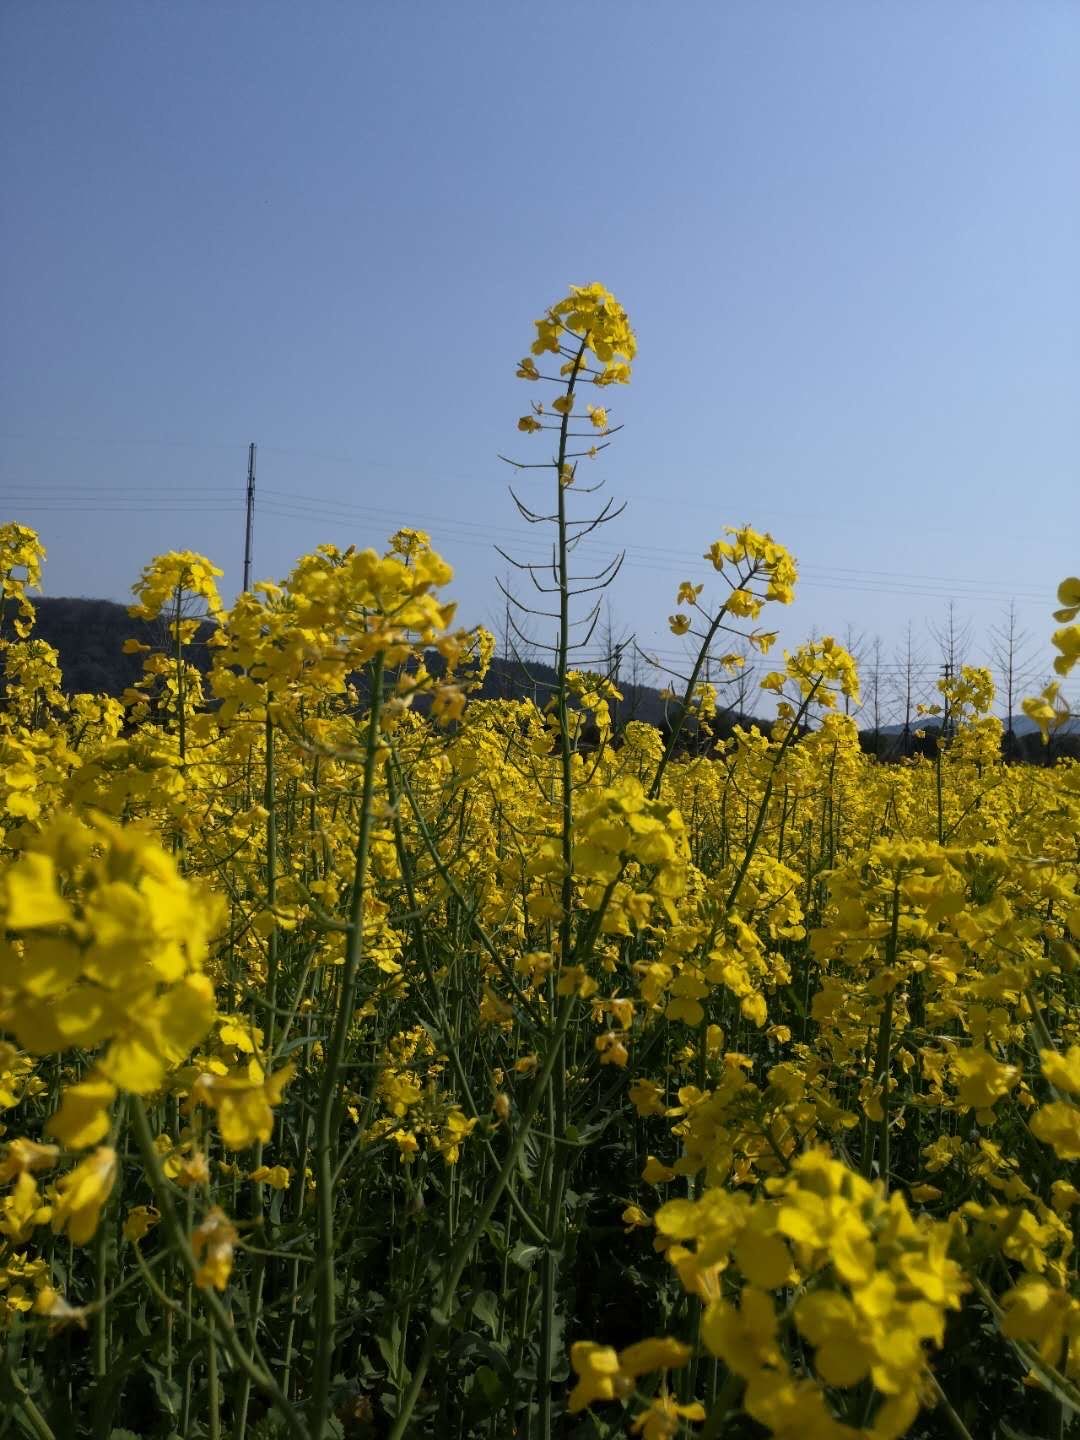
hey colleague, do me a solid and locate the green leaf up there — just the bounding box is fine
[375,1333,397,1371]
[471,1290,500,1334]
[476,1364,506,1406]
[508,1241,541,1271]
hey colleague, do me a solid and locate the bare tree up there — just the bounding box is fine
[598,599,632,731]
[620,637,651,726]
[891,621,925,759]
[928,601,974,741]
[842,623,867,719]
[722,642,756,729]
[988,600,1034,757]
[864,636,889,758]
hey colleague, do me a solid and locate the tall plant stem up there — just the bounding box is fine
[726,681,821,913]
[93,1203,109,1379]
[649,599,734,800]
[536,337,586,1440]
[387,997,576,1440]
[129,1098,309,1440]
[864,883,900,1188]
[308,653,385,1438]
[234,709,279,1440]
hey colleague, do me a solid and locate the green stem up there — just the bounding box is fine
[308,653,385,1438]
[726,681,822,913]
[235,710,279,1440]
[650,600,734,801]
[865,884,900,1188]
[94,1199,109,1379]
[8,1367,57,1440]
[208,1312,221,1440]
[386,996,577,1440]
[129,1098,308,1440]
[926,1370,975,1440]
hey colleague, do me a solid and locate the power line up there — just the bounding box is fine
[2,493,1061,607]
[3,427,1065,548]
[257,499,1055,605]
[2,485,231,496]
[255,487,1056,594]
[4,502,242,514]
[2,469,1067,615]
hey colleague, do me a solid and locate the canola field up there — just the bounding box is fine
[1,286,1080,1440]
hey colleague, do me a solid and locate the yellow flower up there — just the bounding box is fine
[1031,1101,1080,1160]
[1052,624,1080,676]
[122,1205,160,1242]
[0,1137,59,1184]
[908,1184,942,1204]
[629,1081,665,1118]
[51,1147,117,1245]
[734,1213,793,1289]
[595,1031,629,1067]
[435,1109,477,1165]
[702,1286,781,1377]
[951,1048,1020,1110]
[727,588,759,619]
[1040,1045,1080,1095]
[622,1204,651,1231]
[619,1336,691,1377]
[0,1172,52,1243]
[431,683,466,724]
[4,852,73,929]
[1055,575,1080,620]
[101,972,217,1094]
[630,1397,706,1440]
[743,1369,838,1439]
[192,1206,239,1290]
[1022,684,1067,742]
[128,550,223,621]
[532,284,636,384]
[390,1128,419,1162]
[567,1342,629,1412]
[46,1075,117,1150]
[34,1287,89,1330]
[642,1155,676,1185]
[794,1288,874,1387]
[190,1062,295,1150]
[249,1164,291,1190]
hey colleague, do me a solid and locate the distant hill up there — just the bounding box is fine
[28,596,763,741]
[876,713,1079,741]
[32,596,165,695]
[865,710,1080,763]
[25,597,1080,762]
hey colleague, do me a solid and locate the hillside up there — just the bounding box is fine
[29,596,762,738]
[27,596,1079,760]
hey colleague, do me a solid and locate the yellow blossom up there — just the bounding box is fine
[51,1147,117,1245]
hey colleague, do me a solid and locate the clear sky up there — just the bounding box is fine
[2,2,1078,717]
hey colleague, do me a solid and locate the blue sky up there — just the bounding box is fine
[2,2,1077,715]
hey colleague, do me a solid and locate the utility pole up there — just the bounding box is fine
[941,660,953,742]
[610,639,625,733]
[242,442,256,592]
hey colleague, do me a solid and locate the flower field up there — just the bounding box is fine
[1,287,1080,1440]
